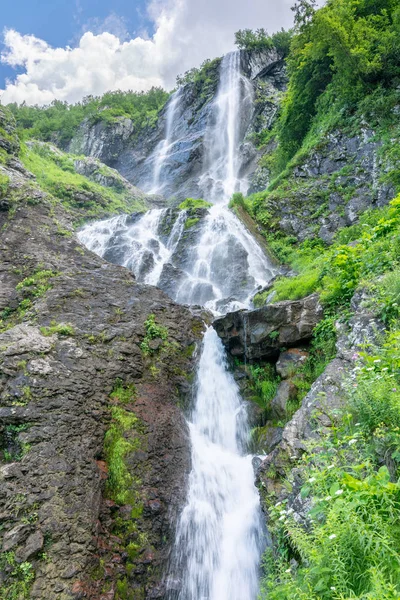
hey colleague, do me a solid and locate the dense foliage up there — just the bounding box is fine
[8,87,169,146]
[277,0,400,163]
[234,28,293,57]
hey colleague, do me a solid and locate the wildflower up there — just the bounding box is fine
[279,515,285,521]
[275,501,282,507]
[325,496,332,501]
[280,510,287,516]
[331,587,336,591]
[329,534,337,540]
[373,359,381,363]
[355,423,361,426]
[335,489,344,496]
[285,569,291,573]
[287,508,294,515]
[382,367,389,371]
[308,477,316,483]
[327,465,335,470]
[348,439,357,445]
[366,367,374,371]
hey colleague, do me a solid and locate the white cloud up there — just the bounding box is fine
[0,0,324,106]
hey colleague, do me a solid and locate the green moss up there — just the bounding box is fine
[140,314,168,356]
[19,142,146,220]
[0,552,35,599]
[184,217,200,230]
[178,198,212,211]
[40,322,75,336]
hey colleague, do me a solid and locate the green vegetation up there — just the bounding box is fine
[0,173,10,197]
[40,322,75,337]
[275,0,400,164]
[16,269,58,299]
[140,314,169,356]
[176,58,222,101]
[261,325,400,600]
[0,551,35,599]
[8,88,169,146]
[247,363,280,411]
[253,195,400,318]
[234,28,293,57]
[0,270,59,333]
[178,198,212,211]
[20,142,146,220]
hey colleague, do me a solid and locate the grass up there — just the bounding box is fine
[40,322,75,337]
[20,142,146,221]
[140,314,168,356]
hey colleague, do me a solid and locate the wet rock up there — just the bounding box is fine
[270,381,298,419]
[0,111,204,598]
[255,425,283,455]
[18,530,44,561]
[214,294,323,360]
[2,524,31,551]
[276,349,309,379]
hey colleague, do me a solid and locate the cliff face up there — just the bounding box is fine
[0,110,203,599]
[68,50,287,201]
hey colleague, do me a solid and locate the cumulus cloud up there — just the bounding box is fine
[0,0,322,106]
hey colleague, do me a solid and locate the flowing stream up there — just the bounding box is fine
[79,50,273,599]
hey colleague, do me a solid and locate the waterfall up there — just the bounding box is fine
[148,89,182,194]
[200,51,254,203]
[78,48,273,600]
[168,328,265,600]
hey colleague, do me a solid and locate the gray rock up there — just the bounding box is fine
[18,530,44,561]
[276,349,309,379]
[270,381,298,419]
[214,294,323,360]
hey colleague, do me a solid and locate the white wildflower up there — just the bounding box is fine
[349,439,357,445]
[308,477,316,483]
[329,534,337,540]
[325,496,332,501]
[285,569,291,573]
[279,515,285,521]
[327,465,335,470]
[335,489,344,496]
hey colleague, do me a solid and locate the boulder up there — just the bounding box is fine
[214,294,323,360]
[276,349,309,379]
[270,381,298,419]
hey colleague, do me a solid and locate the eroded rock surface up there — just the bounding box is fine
[214,294,323,360]
[0,112,203,599]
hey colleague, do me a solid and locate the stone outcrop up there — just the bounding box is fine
[263,129,396,244]
[214,294,323,360]
[0,111,204,599]
[67,50,287,201]
[257,285,387,515]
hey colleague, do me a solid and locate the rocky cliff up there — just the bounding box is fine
[0,109,204,599]
[68,49,287,201]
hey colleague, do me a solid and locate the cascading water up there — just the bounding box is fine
[147,89,182,194]
[78,49,273,600]
[200,51,254,203]
[167,328,265,600]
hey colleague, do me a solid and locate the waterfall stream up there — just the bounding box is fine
[167,328,265,600]
[78,50,273,599]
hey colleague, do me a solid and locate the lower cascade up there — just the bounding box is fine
[168,328,265,600]
[77,49,274,599]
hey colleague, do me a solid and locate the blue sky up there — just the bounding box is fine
[0,0,152,89]
[0,0,322,106]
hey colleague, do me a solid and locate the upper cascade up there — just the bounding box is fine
[200,51,254,203]
[79,50,277,314]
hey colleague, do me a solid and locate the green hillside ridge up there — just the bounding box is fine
[232,1,400,598]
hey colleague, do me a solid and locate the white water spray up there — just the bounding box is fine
[148,90,182,194]
[200,52,254,203]
[78,50,273,600]
[168,328,265,600]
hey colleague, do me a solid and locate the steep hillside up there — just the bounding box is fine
[0,108,204,599]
